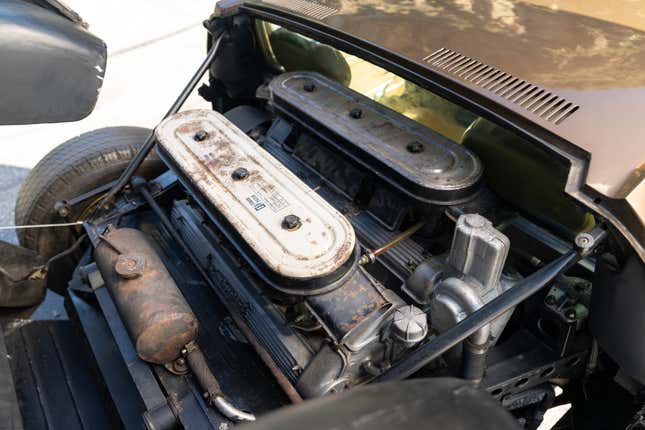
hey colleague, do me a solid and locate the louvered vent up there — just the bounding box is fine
[263,0,338,20]
[423,48,579,125]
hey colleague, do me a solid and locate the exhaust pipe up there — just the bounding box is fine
[95,227,254,422]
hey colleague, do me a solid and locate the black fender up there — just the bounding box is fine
[240,378,520,430]
[0,0,106,125]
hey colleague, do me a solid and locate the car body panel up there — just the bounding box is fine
[0,0,106,125]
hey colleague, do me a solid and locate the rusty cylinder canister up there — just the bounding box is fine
[94,227,198,365]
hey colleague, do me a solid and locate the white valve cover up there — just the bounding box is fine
[156,110,356,284]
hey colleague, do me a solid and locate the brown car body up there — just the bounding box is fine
[219,0,644,260]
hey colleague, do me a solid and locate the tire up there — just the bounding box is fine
[15,127,166,260]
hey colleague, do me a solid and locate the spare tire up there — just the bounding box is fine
[15,126,166,263]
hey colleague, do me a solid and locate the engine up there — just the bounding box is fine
[153,72,525,398]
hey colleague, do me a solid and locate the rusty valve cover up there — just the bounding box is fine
[155,109,357,295]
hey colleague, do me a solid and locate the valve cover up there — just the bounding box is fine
[268,72,483,205]
[156,109,356,295]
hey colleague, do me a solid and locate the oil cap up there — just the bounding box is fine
[392,305,428,347]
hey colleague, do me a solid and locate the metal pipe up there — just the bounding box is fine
[375,250,581,382]
[183,341,255,422]
[97,34,225,211]
[432,277,490,382]
[359,220,425,265]
[136,181,304,404]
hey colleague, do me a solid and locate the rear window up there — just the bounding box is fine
[254,20,594,235]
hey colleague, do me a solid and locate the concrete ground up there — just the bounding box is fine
[0,0,215,243]
[0,2,567,428]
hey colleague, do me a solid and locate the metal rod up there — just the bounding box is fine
[96,35,225,211]
[375,250,581,382]
[0,221,84,230]
[137,183,304,404]
[359,220,425,265]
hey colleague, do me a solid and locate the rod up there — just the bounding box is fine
[97,35,225,211]
[136,182,304,404]
[375,250,581,382]
[359,220,426,265]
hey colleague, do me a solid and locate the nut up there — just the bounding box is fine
[232,167,249,180]
[303,82,316,92]
[349,107,363,119]
[194,130,209,141]
[406,141,424,153]
[282,214,302,231]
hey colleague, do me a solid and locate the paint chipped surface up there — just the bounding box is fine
[156,109,356,280]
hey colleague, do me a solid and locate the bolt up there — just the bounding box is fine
[303,82,316,92]
[407,141,424,153]
[574,233,593,249]
[232,167,249,180]
[54,201,70,218]
[545,295,556,306]
[194,130,209,141]
[349,107,363,119]
[282,214,302,231]
[565,309,577,320]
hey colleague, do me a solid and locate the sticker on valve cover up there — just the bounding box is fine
[245,179,290,213]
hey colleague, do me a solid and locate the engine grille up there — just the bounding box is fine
[423,48,579,125]
[262,0,338,20]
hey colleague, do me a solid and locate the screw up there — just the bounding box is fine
[349,107,363,119]
[194,130,209,141]
[407,141,424,153]
[565,309,577,320]
[282,214,302,231]
[303,82,316,92]
[232,167,249,180]
[545,295,556,306]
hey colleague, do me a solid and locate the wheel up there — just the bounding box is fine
[15,127,166,261]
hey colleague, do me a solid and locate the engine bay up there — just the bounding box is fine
[128,71,598,404]
[3,3,645,430]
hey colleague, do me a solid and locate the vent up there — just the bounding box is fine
[423,48,579,125]
[262,0,338,20]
